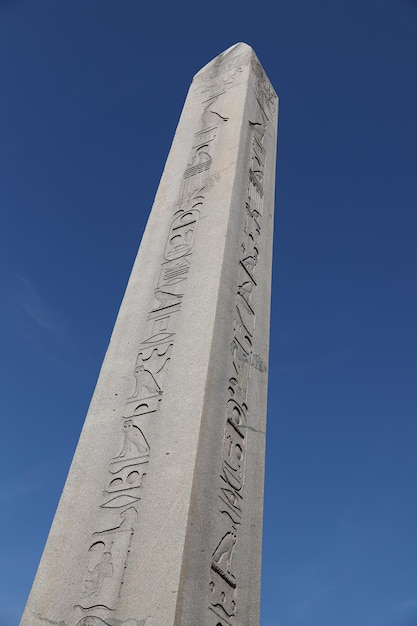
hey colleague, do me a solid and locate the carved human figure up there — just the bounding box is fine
[83,548,114,598]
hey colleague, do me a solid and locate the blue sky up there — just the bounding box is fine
[1,1,417,625]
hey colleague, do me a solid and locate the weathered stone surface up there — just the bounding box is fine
[21,43,278,626]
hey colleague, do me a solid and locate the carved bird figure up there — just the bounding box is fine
[131,365,161,398]
[119,421,148,457]
[212,530,237,572]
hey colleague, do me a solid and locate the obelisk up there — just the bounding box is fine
[21,43,278,626]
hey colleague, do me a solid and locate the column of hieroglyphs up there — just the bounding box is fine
[21,43,278,626]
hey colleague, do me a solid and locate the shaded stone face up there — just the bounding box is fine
[21,43,278,626]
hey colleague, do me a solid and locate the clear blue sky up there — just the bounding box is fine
[1,1,417,625]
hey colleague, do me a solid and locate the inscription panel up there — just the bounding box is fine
[67,51,235,626]
[208,60,275,622]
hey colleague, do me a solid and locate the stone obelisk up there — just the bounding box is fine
[21,43,278,626]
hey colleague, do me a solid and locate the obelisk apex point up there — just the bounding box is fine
[193,42,256,79]
[221,41,253,55]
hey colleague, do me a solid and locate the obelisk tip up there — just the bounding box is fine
[193,42,256,80]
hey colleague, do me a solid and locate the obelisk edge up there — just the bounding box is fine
[174,51,278,625]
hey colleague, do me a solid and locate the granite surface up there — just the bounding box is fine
[21,43,278,626]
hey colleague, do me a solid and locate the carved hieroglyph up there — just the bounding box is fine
[21,43,278,626]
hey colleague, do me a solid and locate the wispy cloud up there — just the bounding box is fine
[14,273,66,337]
[8,272,73,369]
